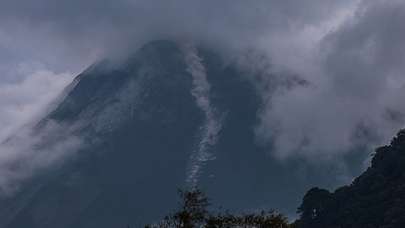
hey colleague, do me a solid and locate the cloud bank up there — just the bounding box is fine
[257,0,405,160]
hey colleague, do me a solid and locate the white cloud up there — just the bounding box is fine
[0,63,74,142]
[0,120,82,195]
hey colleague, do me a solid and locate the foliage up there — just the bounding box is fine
[146,188,293,228]
[296,129,405,228]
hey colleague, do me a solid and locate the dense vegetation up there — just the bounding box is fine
[146,189,294,228]
[296,130,405,228]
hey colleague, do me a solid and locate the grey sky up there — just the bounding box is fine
[0,0,404,165]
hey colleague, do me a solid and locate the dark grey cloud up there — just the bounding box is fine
[257,0,405,161]
[0,0,351,59]
[324,0,405,98]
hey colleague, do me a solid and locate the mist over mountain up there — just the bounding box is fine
[2,0,405,164]
[1,0,405,227]
[0,40,367,227]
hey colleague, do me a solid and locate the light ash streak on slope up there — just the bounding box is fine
[182,44,222,187]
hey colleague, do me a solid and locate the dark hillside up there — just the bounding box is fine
[297,130,405,228]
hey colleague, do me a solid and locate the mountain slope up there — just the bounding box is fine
[0,40,368,228]
[2,40,202,228]
[297,130,405,228]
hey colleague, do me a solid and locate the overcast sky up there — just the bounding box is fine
[1,0,405,164]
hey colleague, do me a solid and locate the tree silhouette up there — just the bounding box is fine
[146,188,293,228]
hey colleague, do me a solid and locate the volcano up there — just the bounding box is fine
[0,40,365,228]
